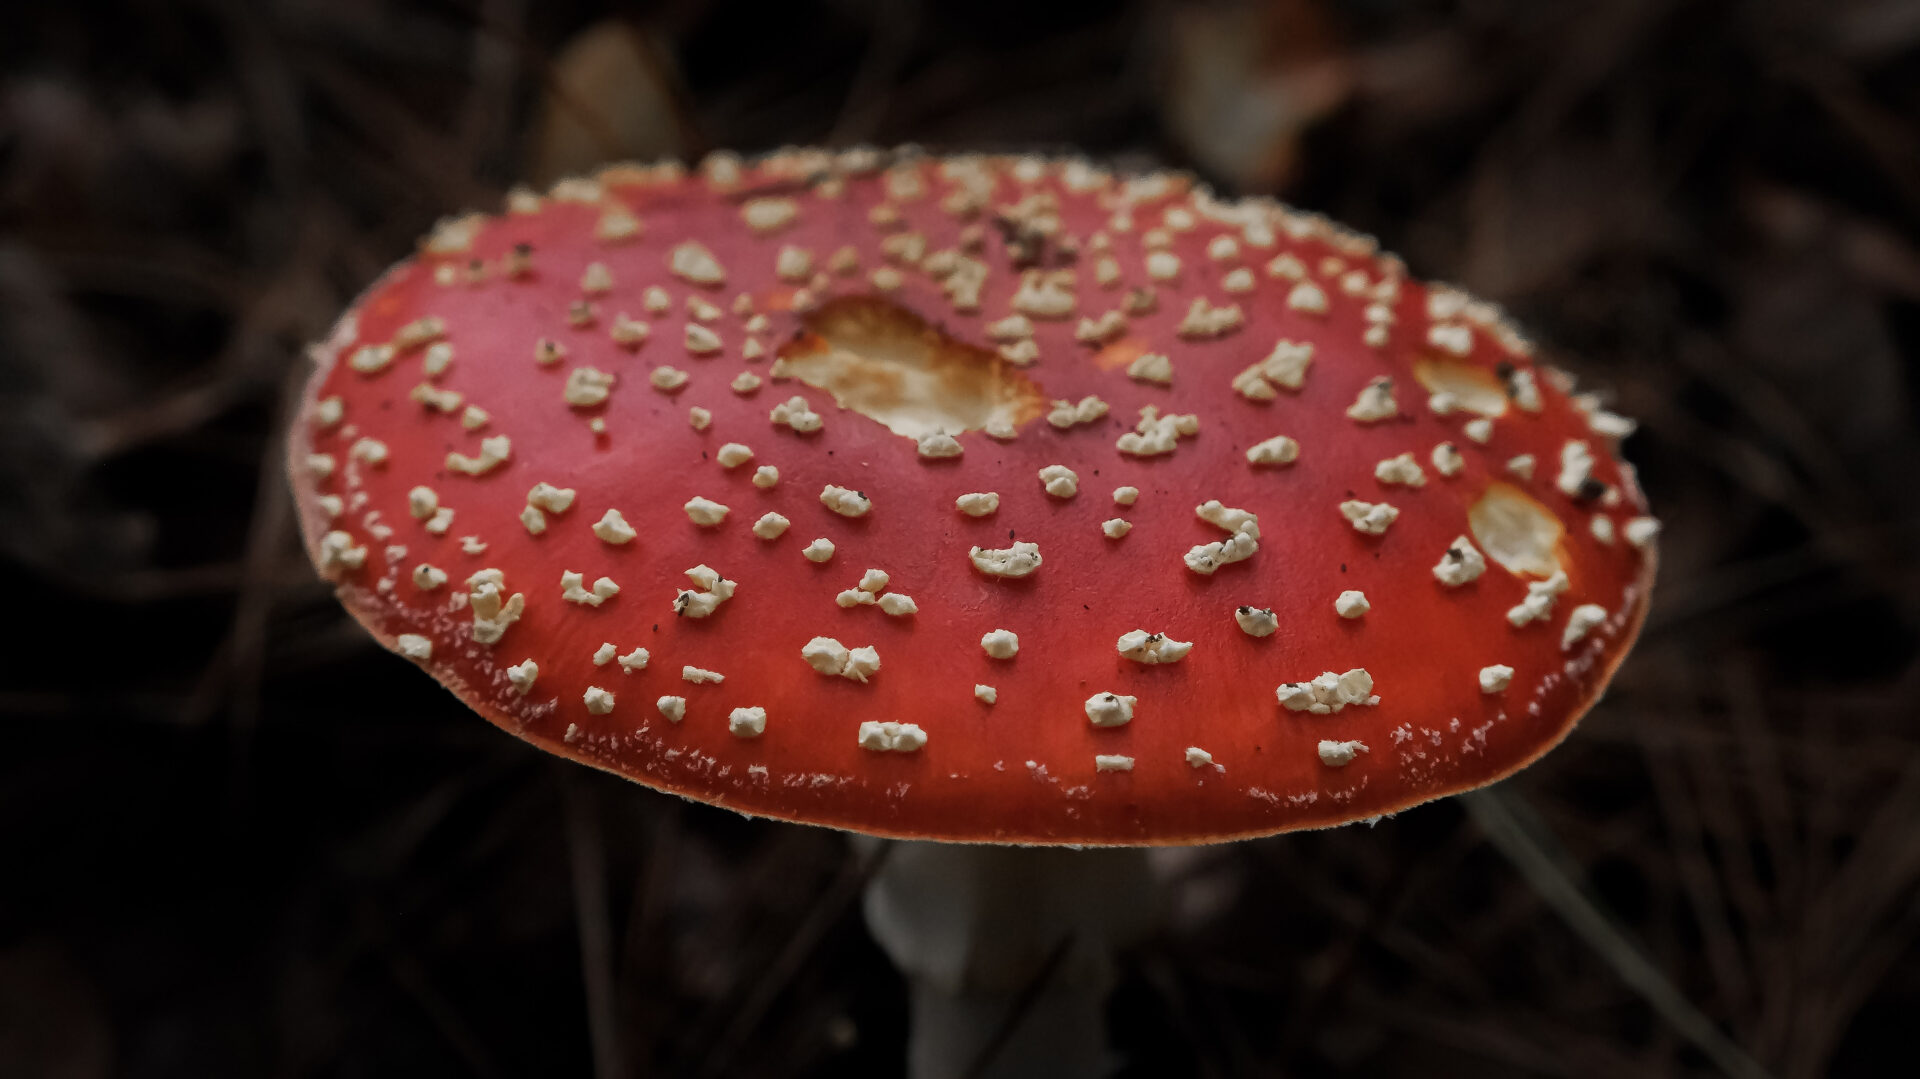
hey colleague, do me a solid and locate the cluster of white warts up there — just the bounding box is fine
[319,155,1657,778]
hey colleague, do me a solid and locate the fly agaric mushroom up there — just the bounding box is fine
[290,148,1656,1078]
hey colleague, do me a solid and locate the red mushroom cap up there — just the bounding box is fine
[289,148,1657,844]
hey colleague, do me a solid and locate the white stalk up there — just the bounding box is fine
[860,840,1158,1079]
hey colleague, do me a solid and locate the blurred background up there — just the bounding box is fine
[4,0,1918,1075]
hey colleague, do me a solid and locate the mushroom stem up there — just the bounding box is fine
[861,840,1158,1079]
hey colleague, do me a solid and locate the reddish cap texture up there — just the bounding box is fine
[289,148,1656,844]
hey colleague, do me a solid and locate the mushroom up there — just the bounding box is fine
[290,148,1656,1078]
